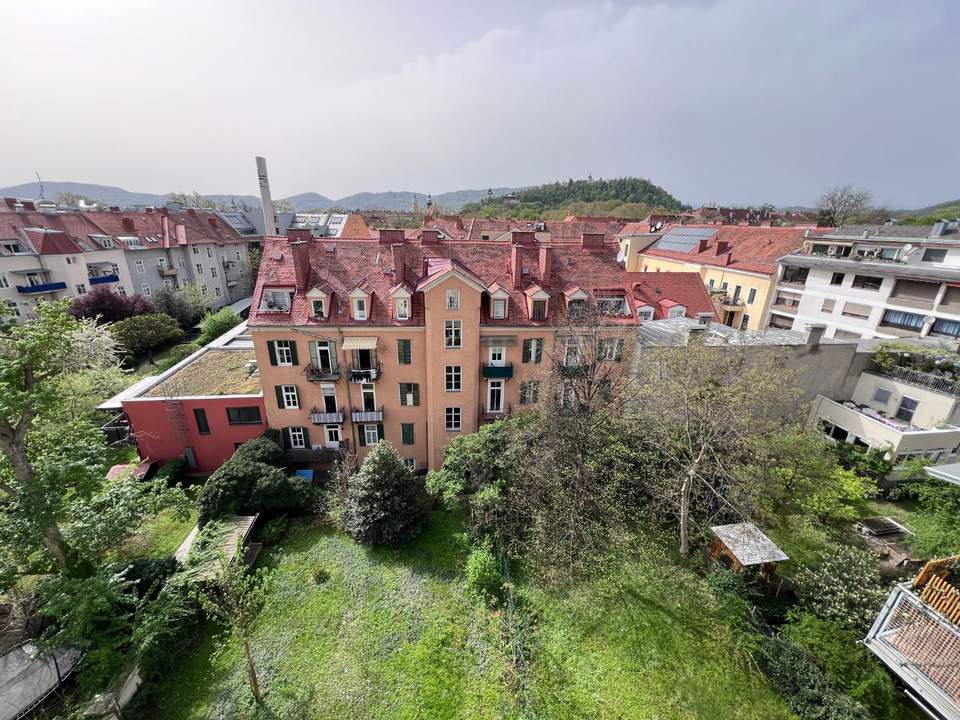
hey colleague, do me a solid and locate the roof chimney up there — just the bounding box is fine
[685,325,708,345]
[161,214,171,246]
[580,232,604,251]
[420,229,440,245]
[511,246,522,289]
[287,228,312,242]
[290,240,311,291]
[378,228,406,245]
[392,244,406,284]
[512,230,536,246]
[121,217,135,232]
[175,223,187,245]
[538,246,553,288]
[255,156,278,235]
[696,312,713,327]
[805,323,826,347]
[3,198,16,210]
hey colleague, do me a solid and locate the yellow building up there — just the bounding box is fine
[619,224,810,331]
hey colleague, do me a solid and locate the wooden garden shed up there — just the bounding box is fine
[709,522,788,574]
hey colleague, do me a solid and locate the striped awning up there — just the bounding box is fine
[342,336,379,351]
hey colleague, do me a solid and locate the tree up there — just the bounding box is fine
[153,283,211,329]
[343,441,428,545]
[247,247,262,285]
[907,478,960,556]
[817,184,873,227]
[199,557,270,703]
[198,307,241,345]
[635,339,801,555]
[68,286,154,324]
[793,545,887,631]
[272,198,294,213]
[168,191,216,210]
[0,302,118,569]
[111,313,185,363]
[55,191,99,208]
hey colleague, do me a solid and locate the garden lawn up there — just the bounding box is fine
[148,514,794,720]
[115,486,199,560]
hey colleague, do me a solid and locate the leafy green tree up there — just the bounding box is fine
[793,546,887,631]
[168,191,217,209]
[111,313,185,363]
[198,307,241,344]
[344,441,428,545]
[907,478,960,556]
[153,283,211,329]
[199,557,270,704]
[0,302,118,569]
[54,366,130,422]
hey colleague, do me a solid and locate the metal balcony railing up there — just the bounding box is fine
[481,362,513,379]
[16,281,67,294]
[305,364,341,382]
[352,408,384,423]
[348,365,381,383]
[89,274,120,286]
[875,365,960,397]
[310,409,344,424]
[480,402,511,420]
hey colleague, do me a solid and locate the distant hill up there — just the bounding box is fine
[461,177,687,220]
[0,182,515,213]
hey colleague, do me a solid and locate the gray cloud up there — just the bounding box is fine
[2,0,958,207]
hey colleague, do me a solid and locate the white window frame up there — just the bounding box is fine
[135,259,145,274]
[395,296,410,321]
[488,346,505,366]
[895,396,919,423]
[361,383,376,411]
[312,298,325,319]
[324,424,341,447]
[487,379,504,412]
[211,266,218,278]
[117,286,127,297]
[871,387,893,405]
[447,289,460,309]
[353,297,367,321]
[141,283,152,297]
[445,365,462,392]
[636,306,654,321]
[275,340,294,366]
[445,407,461,432]
[364,424,379,446]
[281,384,300,409]
[0,272,8,289]
[214,287,222,297]
[667,305,686,319]
[444,319,462,348]
[747,287,757,305]
[207,247,213,258]
[288,427,306,449]
[192,246,199,255]
[75,283,87,295]
[492,298,507,319]
[196,263,203,276]
[157,257,167,270]
[403,458,417,471]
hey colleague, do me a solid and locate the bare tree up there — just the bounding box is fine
[634,333,802,555]
[817,184,873,227]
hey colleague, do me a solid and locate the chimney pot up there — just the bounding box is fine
[512,230,536,246]
[511,246,522,289]
[290,239,310,291]
[805,323,827,347]
[696,312,713,327]
[538,246,553,288]
[420,229,440,245]
[580,232,605,251]
[378,228,406,245]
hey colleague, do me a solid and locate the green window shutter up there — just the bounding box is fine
[531,381,540,403]
[358,427,366,447]
[398,339,411,365]
[519,382,528,404]
[274,385,284,408]
[534,339,543,363]
[522,339,531,363]
[267,341,278,366]
[401,423,415,445]
[412,384,420,406]
[301,426,310,448]
[377,423,385,441]
[289,341,299,366]
[328,342,338,372]
[280,427,290,449]
[309,341,319,367]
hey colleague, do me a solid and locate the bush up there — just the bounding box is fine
[907,478,960,556]
[155,458,187,486]
[152,283,210,329]
[757,635,871,720]
[251,470,313,514]
[259,517,289,545]
[232,435,286,468]
[465,539,503,605]
[198,307,241,344]
[799,466,876,522]
[108,557,179,600]
[197,459,262,526]
[111,313,185,362]
[344,441,429,545]
[835,442,893,484]
[793,545,888,631]
[68,287,153,324]
[163,342,201,365]
[782,612,901,720]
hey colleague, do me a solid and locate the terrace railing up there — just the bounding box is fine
[876,365,960,397]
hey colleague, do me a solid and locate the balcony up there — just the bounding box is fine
[481,403,511,421]
[305,364,341,382]
[352,408,383,423]
[348,365,380,383]
[482,362,514,379]
[716,295,745,310]
[309,409,344,424]
[16,281,67,295]
[285,440,350,464]
[159,267,178,277]
[89,273,120,286]
[874,365,960,397]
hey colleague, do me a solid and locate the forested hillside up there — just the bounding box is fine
[461,177,687,219]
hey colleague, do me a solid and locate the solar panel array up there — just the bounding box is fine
[653,226,717,253]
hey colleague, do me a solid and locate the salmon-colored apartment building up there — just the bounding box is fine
[248,223,716,470]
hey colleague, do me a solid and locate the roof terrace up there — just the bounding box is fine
[143,348,260,398]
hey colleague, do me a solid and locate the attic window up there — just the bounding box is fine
[532,299,547,321]
[311,299,326,319]
[667,305,687,319]
[353,297,367,321]
[596,293,627,316]
[395,297,410,321]
[492,298,507,319]
[636,306,654,321]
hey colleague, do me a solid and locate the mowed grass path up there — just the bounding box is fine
[151,513,793,720]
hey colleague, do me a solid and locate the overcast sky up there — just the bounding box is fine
[3,0,958,207]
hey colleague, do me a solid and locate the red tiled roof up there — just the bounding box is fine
[249,236,715,327]
[23,228,85,255]
[640,224,810,275]
[464,217,626,243]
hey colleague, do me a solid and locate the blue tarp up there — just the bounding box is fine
[295,469,314,482]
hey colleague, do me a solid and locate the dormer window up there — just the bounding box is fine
[636,305,654,321]
[307,285,331,320]
[596,293,628,316]
[353,297,367,321]
[492,298,506,319]
[532,299,547,321]
[525,285,550,321]
[312,299,326,319]
[396,297,410,321]
[667,305,686,319]
[488,283,510,321]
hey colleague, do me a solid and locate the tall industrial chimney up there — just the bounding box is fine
[255,156,278,235]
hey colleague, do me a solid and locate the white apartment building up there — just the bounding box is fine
[767,221,960,341]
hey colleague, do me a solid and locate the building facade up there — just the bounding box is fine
[0,200,259,322]
[248,228,716,470]
[620,223,811,331]
[767,222,960,341]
